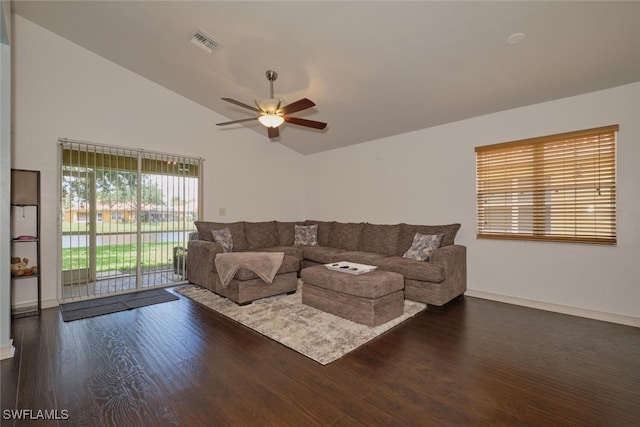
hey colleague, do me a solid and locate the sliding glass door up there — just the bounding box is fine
[59,139,202,301]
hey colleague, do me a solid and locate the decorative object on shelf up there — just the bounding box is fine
[15,235,37,241]
[10,257,37,277]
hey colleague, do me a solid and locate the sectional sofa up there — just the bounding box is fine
[188,220,466,307]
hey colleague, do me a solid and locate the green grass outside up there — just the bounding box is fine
[62,242,182,272]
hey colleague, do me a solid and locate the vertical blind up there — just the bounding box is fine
[475,125,617,244]
[60,139,203,300]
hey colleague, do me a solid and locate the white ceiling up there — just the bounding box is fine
[12,1,640,155]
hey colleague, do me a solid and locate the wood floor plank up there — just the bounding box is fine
[2,290,639,426]
[13,315,59,425]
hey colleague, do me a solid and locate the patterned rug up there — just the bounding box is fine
[174,284,426,365]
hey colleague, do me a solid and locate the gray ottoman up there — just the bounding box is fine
[301,265,405,326]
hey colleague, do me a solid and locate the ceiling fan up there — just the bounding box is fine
[216,70,327,139]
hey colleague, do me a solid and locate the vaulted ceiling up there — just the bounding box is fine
[12,1,640,155]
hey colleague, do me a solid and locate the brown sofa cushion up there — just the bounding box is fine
[275,221,305,246]
[261,246,304,260]
[305,220,334,246]
[331,251,389,266]
[375,256,445,283]
[396,223,461,256]
[303,246,347,264]
[194,221,249,251]
[359,223,400,256]
[328,222,365,251]
[244,221,279,250]
[194,221,217,242]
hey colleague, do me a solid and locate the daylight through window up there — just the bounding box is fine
[60,139,203,300]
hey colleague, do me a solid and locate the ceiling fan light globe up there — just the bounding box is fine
[258,114,284,128]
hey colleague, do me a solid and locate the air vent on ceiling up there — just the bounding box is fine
[190,28,221,54]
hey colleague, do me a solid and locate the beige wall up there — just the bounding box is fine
[305,82,640,322]
[12,15,306,307]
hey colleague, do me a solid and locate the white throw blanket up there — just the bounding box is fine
[215,252,285,288]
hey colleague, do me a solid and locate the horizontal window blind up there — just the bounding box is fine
[475,125,618,244]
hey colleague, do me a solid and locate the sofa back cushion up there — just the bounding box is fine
[275,221,305,246]
[396,223,461,256]
[244,221,279,250]
[194,221,249,251]
[359,223,400,255]
[305,220,334,246]
[328,222,365,251]
[194,221,220,242]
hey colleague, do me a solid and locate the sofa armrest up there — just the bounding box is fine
[429,244,467,295]
[430,244,466,272]
[430,243,465,260]
[187,240,223,288]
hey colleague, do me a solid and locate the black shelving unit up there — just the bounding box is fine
[10,169,41,317]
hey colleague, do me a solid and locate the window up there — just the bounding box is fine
[475,125,617,244]
[60,139,202,300]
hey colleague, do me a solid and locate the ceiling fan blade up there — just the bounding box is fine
[279,98,316,115]
[284,116,327,130]
[268,126,280,138]
[216,117,258,126]
[221,97,261,112]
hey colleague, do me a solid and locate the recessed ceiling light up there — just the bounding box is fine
[507,32,526,45]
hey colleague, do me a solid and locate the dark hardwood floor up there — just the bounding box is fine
[2,288,639,426]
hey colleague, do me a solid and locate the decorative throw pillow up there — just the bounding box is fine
[211,227,233,253]
[402,233,443,261]
[293,224,319,246]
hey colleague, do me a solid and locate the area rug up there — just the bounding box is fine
[60,288,179,322]
[175,284,426,365]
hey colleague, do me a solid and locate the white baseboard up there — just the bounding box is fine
[1,339,15,360]
[465,290,640,328]
[42,298,59,309]
[11,298,59,311]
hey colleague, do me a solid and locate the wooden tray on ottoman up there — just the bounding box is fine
[301,265,404,326]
